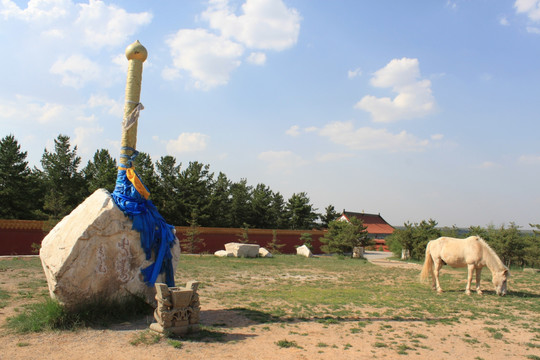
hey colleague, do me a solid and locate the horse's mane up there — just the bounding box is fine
[474,236,507,271]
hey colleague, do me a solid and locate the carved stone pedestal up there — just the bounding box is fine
[149,281,200,336]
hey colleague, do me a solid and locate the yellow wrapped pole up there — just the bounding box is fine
[120,40,148,167]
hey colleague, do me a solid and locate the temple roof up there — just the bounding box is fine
[338,211,394,235]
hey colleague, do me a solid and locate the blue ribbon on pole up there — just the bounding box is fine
[111,147,176,287]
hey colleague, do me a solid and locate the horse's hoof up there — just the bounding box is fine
[465,291,471,296]
[477,290,483,295]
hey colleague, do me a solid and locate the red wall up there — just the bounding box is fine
[0,220,325,255]
[0,221,47,256]
[0,220,388,256]
[174,226,325,254]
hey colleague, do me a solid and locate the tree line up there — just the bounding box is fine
[387,219,540,268]
[0,134,340,229]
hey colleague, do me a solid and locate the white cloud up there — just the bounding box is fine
[515,0,540,21]
[38,103,66,123]
[166,132,209,154]
[518,154,540,164]
[478,161,500,169]
[50,54,101,88]
[285,125,301,137]
[348,68,362,79]
[202,0,301,51]
[316,152,354,162]
[161,66,181,81]
[500,16,510,26]
[526,26,540,33]
[87,94,122,117]
[430,133,444,141]
[258,150,307,171]
[1,0,73,21]
[0,95,68,124]
[2,0,151,49]
[165,28,244,90]
[355,57,436,123]
[75,0,152,48]
[42,28,65,38]
[318,120,430,152]
[73,125,105,156]
[247,52,267,65]
[164,0,300,89]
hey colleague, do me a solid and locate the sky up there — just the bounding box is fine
[1,0,539,229]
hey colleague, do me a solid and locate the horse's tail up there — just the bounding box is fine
[420,241,433,282]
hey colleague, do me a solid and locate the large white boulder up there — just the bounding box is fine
[224,242,260,258]
[296,245,313,258]
[40,189,180,309]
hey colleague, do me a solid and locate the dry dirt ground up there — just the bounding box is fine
[0,256,538,360]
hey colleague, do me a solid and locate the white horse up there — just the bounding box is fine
[420,236,509,296]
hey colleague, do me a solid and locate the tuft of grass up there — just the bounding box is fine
[397,343,412,355]
[6,298,70,333]
[373,342,387,348]
[317,317,340,325]
[167,339,183,349]
[317,342,329,347]
[5,295,153,333]
[16,342,30,347]
[130,330,161,346]
[276,339,302,349]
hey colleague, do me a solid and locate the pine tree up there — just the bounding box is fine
[40,134,87,220]
[154,155,182,224]
[180,212,205,254]
[285,192,318,230]
[83,149,117,193]
[320,205,339,228]
[0,135,41,219]
[208,172,232,227]
[320,217,371,256]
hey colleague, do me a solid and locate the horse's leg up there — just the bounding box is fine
[433,259,444,293]
[475,267,483,295]
[465,264,475,295]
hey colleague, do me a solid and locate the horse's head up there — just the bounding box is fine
[493,269,509,296]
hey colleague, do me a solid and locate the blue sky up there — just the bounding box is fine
[1,0,539,229]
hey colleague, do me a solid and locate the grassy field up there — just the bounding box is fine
[174,255,539,325]
[1,255,539,358]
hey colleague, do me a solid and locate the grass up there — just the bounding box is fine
[174,254,540,326]
[276,339,302,349]
[1,254,539,357]
[130,330,161,346]
[5,295,153,333]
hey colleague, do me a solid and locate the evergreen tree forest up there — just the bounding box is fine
[0,134,323,230]
[1,133,538,266]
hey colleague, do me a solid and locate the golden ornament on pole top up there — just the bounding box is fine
[120,40,147,167]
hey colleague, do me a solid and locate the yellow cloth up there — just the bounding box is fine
[119,167,150,200]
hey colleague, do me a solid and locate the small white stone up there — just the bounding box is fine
[259,247,273,258]
[296,245,313,258]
